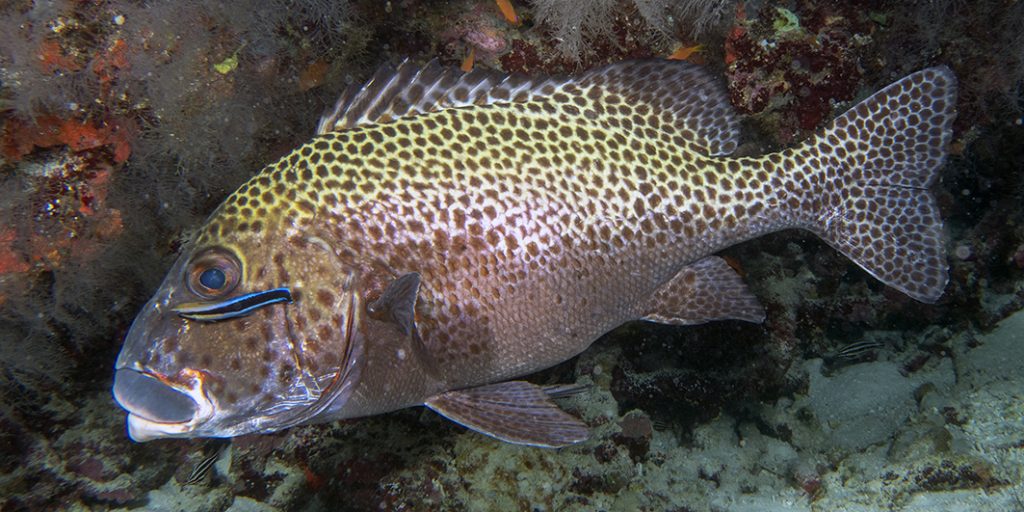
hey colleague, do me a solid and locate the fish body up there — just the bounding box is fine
[183,441,227,486]
[835,340,886,360]
[112,60,956,447]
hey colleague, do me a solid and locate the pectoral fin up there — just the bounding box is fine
[367,272,421,336]
[641,256,765,325]
[366,271,441,372]
[425,381,589,448]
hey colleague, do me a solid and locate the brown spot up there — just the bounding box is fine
[245,336,260,351]
[315,288,335,307]
[298,200,316,214]
[526,241,540,257]
[317,324,334,341]
[278,364,294,385]
[633,198,647,217]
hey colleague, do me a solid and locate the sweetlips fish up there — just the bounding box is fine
[112,59,956,447]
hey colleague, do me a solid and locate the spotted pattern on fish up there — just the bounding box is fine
[192,61,953,392]
[114,59,956,444]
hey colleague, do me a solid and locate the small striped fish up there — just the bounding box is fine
[834,340,886,360]
[183,442,226,486]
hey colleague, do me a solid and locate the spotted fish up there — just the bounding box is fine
[112,60,956,447]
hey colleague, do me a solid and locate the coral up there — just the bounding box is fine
[724,1,874,143]
[529,0,735,61]
[0,2,377,505]
[878,0,1024,128]
[0,390,180,510]
[529,0,620,61]
[0,0,379,396]
[881,457,1009,495]
[613,410,654,461]
[2,114,136,163]
[0,147,128,389]
[608,320,783,439]
[0,0,370,172]
[500,6,665,74]
[639,0,734,39]
[792,462,824,499]
[438,2,515,67]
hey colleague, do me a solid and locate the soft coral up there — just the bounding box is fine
[1,114,136,163]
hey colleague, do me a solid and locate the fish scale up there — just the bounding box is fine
[113,59,956,447]
[218,109,744,383]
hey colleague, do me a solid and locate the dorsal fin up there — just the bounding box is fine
[577,60,740,156]
[317,59,740,156]
[316,58,563,134]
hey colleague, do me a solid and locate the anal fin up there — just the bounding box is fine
[424,381,589,448]
[641,256,765,325]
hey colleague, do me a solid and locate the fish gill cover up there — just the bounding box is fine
[1,1,1024,511]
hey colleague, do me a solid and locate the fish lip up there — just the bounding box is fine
[115,367,216,442]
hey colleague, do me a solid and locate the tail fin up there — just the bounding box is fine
[807,67,957,303]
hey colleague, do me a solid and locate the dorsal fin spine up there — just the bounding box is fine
[316,59,741,157]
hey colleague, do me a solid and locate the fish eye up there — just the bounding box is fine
[199,268,226,290]
[186,248,241,299]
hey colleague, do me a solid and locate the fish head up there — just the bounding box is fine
[113,225,366,442]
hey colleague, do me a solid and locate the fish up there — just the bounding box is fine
[495,0,521,26]
[460,47,475,73]
[834,340,886,360]
[111,59,957,448]
[667,44,703,62]
[183,441,227,486]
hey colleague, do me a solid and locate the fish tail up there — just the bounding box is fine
[797,67,957,303]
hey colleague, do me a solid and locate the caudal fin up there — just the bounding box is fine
[806,67,957,303]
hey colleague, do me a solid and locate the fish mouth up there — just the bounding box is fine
[112,368,214,442]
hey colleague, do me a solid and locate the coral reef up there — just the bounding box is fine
[723,1,876,144]
[0,0,373,383]
[529,0,734,62]
[1,0,1024,511]
[877,0,1024,129]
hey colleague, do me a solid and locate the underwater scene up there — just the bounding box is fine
[2,0,1024,511]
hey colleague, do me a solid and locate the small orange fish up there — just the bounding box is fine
[495,0,520,26]
[461,47,475,72]
[668,44,703,62]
